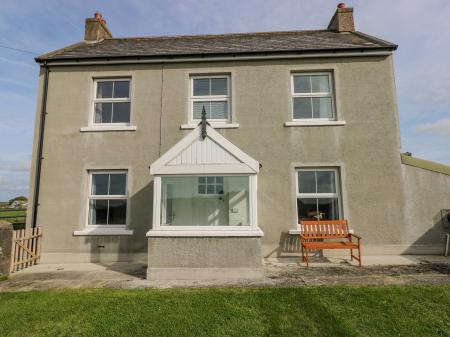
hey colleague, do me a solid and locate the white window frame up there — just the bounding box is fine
[295,168,342,222]
[150,174,260,236]
[190,75,231,124]
[91,78,132,127]
[86,170,129,229]
[291,72,335,121]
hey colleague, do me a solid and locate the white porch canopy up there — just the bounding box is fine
[147,124,263,237]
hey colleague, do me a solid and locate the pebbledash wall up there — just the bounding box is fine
[26,54,450,264]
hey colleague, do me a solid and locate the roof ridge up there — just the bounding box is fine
[105,29,331,41]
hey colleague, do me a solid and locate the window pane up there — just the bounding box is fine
[297,198,318,221]
[198,177,206,184]
[193,101,210,119]
[161,176,250,226]
[318,198,339,220]
[92,174,109,195]
[193,78,210,96]
[293,75,311,93]
[89,199,108,224]
[312,97,333,119]
[94,103,112,123]
[211,78,228,95]
[293,98,312,119]
[216,176,223,184]
[109,174,127,195]
[108,199,127,224]
[298,171,316,194]
[210,101,228,119]
[113,81,130,98]
[311,75,330,93]
[317,171,336,193]
[206,176,215,184]
[112,102,130,123]
[206,185,215,194]
[198,184,206,194]
[96,81,113,98]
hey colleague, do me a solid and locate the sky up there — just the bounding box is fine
[0,0,449,200]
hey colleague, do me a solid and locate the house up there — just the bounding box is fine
[28,5,450,280]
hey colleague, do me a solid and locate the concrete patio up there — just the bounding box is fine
[0,255,449,291]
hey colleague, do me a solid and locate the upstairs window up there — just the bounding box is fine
[191,75,230,122]
[93,79,131,125]
[291,73,335,120]
[296,168,341,222]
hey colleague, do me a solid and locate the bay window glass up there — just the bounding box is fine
[296,169,341,221]
[88,172,127,226]
[161,176,249,226]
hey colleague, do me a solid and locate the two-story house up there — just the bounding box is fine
[29,5,450,280]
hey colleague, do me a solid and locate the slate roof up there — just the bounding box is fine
[36,30,397,62]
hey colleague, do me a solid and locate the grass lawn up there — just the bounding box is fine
[0,209,26,223]
[0,286,449,337]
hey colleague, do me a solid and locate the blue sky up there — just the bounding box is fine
[0,0,449,200]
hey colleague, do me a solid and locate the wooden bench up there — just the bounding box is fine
[300,220,362,267]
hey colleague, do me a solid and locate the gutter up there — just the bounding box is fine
[35,49,394,67]
[31,63,49,228]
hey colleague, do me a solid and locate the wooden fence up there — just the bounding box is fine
[10,227,42,273]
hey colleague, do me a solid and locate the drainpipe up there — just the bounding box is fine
[31,63,49,228]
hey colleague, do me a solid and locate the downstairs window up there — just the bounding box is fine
[296,168,341,221]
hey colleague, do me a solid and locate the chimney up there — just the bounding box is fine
[84,12,112,41]
[327,3,355,33]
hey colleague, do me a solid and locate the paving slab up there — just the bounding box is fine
[0,256,449,291]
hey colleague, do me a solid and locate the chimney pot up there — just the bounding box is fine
[327,5,355,32]
[85,13,112,41]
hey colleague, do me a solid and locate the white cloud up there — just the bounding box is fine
[416,118,450,137]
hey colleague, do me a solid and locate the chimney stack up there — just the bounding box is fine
[84,12,112,41]
[327,3,355,33]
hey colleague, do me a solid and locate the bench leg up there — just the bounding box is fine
[350,248,353,261]
[305,248,309,267]
[301,244,305,262]
[357,244,362,267]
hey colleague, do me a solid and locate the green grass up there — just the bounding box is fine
[0,276,7,282]
[0,209,26,223]
[0,286,449,337]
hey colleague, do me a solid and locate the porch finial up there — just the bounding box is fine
[200,105,208,140]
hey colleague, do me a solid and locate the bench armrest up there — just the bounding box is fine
[349,233,362,240]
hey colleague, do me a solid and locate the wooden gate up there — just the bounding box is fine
[10,227,42,273]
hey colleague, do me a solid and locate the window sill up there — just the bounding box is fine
[73,228,134,236]
[284,121,346,127]
[180,123,239,129]
[80,125,137,132]
[146,228,264,237]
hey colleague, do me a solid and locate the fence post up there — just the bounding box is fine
[0,221,13,276]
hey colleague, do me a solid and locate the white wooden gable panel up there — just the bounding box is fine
[150,125,260,175]
[168,137,241,166]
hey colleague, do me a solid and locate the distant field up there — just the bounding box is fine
[0,209,26,222]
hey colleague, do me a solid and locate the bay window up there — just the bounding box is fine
[161,176,250,227]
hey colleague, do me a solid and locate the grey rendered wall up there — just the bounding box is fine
[401,165,450,254]
[29,55,411,262]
